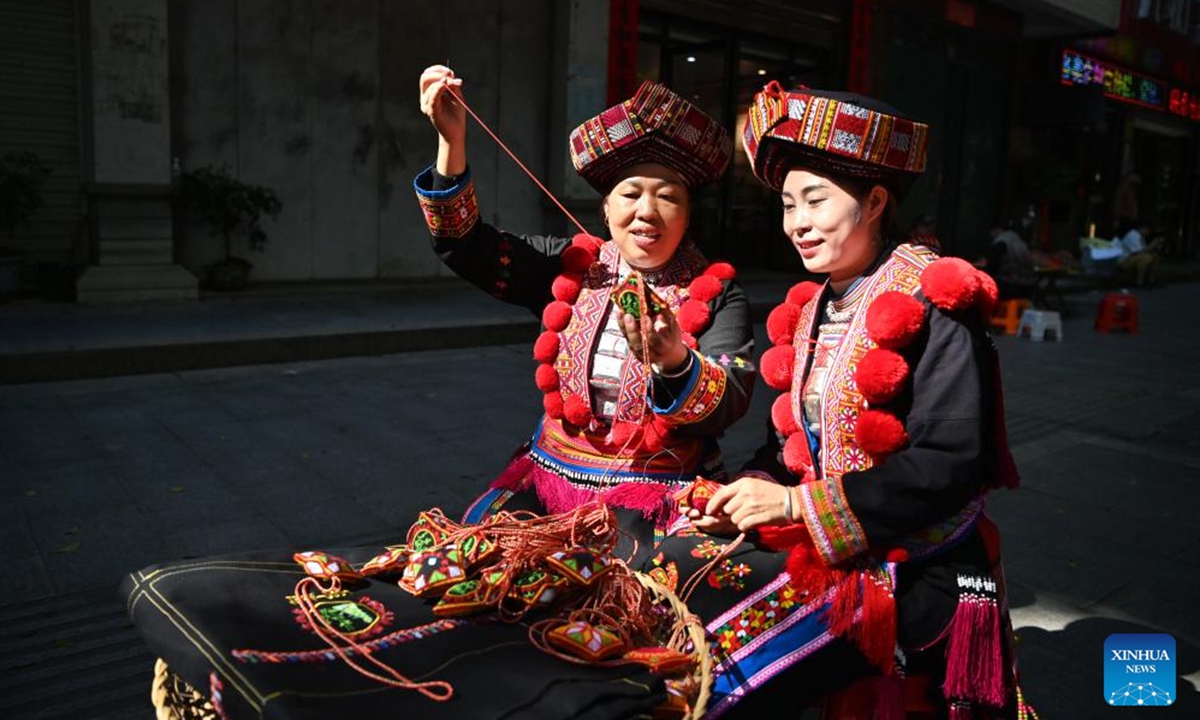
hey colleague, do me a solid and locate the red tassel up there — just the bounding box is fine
[944,589,1006,708]
[853,572,897,673]
[754,523,809,551]
[533,331,560,363]
[872,673,905,720]
[784,541,838,598]
[687,274,723,302]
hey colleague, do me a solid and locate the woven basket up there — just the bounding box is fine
[152,573,712,720]
[152,658,218,720]
[631,570,712,719]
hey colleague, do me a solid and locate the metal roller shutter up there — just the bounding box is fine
[0,0,83,264]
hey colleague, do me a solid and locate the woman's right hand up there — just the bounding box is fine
[419,65,466,146]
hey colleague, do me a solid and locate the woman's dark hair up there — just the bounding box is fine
[828,173,901,240]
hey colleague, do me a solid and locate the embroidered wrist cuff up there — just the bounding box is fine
[797,477,868,565]
[414,164,479,239]
[652,352,726,425]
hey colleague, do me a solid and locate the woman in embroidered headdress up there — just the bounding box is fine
[645,83,1036,719]
[416,65,754,555]
[120,70,753,720]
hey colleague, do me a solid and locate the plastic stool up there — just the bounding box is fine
[1095,292,1139,334]
[1017,309,1063,341]
[988,298,1032,335]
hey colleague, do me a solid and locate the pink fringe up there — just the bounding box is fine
[944,593,1006,708]
[872,673,905,720]
[490,454,677,526]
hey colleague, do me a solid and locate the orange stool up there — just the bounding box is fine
[1095,292,1139,334]
[988,298,1032,335]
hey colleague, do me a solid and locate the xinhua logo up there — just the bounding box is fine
[1104,633,1175,706]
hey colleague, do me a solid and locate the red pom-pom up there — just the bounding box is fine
[771,393,799,437]
[534,363,560,392]
[702,261,736,281]
[783,434,814,478]
[688,275,723,303]
[542,300,573,332]
[884,548,910,563]
[920,257,981,312]
[608,421,640,447]
[767,302,802,347]
[533,331,560,363]
[680,331,697,349]
[760,345,795,391]
[551,273,583,303]
[571,232,604,254]
[854,348,909,406]
[676,300,711,334]
[543,392,564,419]
[976,271,999,316]
[563,393,593,427]
[561,245,595,273]
[786,281,821,307]
[641,417,671,453]
[854,409,908,459]
[864,292,926,349]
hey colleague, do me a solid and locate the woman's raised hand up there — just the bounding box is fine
[419,65,466,144]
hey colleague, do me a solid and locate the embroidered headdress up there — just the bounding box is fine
[742,81,928,198]
[569,80,732,192]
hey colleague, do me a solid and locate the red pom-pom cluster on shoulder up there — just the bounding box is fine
[919,257,997,316]
[531,240,737,453]
[851,287,927,461]
[760,281,822,478]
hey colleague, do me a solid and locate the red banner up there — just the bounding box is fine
[607,0,640,105]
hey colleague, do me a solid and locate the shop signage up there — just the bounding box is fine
[1061,49,1200,121]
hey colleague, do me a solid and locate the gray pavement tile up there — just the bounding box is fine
[266,493,393,548]
[0,502,53,602]
[26,505,175,596]
[97,425,205,479]
[120,465,255,535]
[14,459,134,521]
[162,517,293,558]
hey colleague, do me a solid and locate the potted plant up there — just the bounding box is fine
[0,151,51,298]
[175,164,282,290]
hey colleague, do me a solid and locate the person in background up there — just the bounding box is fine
[985,217,1037,299]
[1116,218,1163,287]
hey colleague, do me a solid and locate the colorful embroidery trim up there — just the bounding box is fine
[797,478,868,565]
[232,618,465,664]
[416,179,479,239]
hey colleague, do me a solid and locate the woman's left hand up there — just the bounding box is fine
[700,477,794,532]
[617,306,689,372]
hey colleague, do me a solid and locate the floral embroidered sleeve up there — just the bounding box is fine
[650,278,756,437]
[414,165,569,314]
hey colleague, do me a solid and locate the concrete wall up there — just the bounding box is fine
[171,0,555,280]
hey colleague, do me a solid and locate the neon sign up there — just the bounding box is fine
[1061,49,1200,122]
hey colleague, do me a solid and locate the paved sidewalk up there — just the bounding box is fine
[1,280,1198,718]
